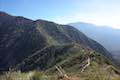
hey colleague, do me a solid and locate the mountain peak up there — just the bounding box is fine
[0,12,115,72]
[0,11,12,16]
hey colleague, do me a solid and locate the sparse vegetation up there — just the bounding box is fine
[0,50,120,80]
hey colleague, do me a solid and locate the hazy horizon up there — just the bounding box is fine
[0,0,120,29]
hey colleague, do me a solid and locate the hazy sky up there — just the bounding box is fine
[0,0,120,29]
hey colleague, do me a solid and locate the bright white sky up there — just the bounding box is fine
[51,0,120,29]
[0,0,120,29]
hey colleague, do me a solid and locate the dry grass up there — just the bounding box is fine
[0,71,120,80]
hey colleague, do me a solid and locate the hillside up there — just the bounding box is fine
[0,12,120,80]
[69,22,120,52]
[69,22,120,66]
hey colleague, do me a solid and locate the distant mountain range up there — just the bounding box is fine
[0,12,120,79]
[69,22,120,64]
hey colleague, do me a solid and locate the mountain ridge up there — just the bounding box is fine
[0,12,115,72]
[69,22,120,64]
[69,22,120,52]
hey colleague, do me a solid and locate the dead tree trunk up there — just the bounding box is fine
[81,57,91,72]
[55,65,70,80]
